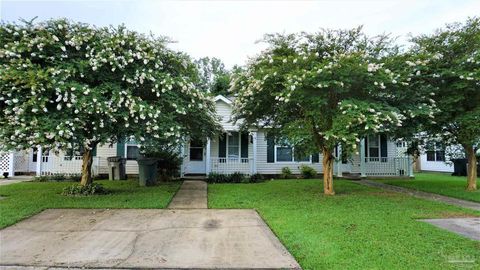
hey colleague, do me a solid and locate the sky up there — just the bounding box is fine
[1,0,479,68]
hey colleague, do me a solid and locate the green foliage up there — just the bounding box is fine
[280,167,293,179]
[195,57,231,96]
[300,165,317,179]
[231,27,433,162]
[62,183,108,196]
[249,173,265,183]
[206,172,263,183]
[34,173,81,182]
[0,18,220,167]
[410,17,480,150]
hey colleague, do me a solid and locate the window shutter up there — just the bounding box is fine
[116,139,125,157]
[219,134,227,158]
[380,135,388,158]
[92,146,97,157]
[267,135,274,163]
[312,153,319,163]
[364,136,368,162]
[241,132,249,158]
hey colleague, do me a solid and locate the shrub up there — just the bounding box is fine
[249,173,265,183]
[68,174,82,182]
[207,172,230,183]
[229,172,245,183]
[281,167,292,179]
[300,165,317,179]
[34,175,49,182]
[62,183,108,196]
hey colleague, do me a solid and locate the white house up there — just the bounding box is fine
[0,95,413,178]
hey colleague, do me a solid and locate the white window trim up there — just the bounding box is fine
[125,143,140,160]
[426,142,445,162]
[366,135,381,158]
[225,131,243,160]
[274,145,312,163]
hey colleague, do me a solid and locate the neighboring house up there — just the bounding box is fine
[418,141,455,173]
[0,95,413,178]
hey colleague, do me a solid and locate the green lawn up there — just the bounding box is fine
[209,179,480,270]
[0,180,180,229]
[379,172,480,203]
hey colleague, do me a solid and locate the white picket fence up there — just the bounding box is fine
[40,155,100,176]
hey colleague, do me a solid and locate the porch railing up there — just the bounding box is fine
[40,155,100,176]
[210,157,253,175]
[364,157,410,176]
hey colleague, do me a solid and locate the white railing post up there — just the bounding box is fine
[35,147,43,176]
[360,138,366,178]
[205,139,211,174]
[8,152,14,177]
[252,132,257,174]
[180,143,185,177]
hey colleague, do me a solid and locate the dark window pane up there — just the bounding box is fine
[276,147,293,162]
[190,148,203,161]
[436,151,445,161]
[426,151,435,161]
[126,145,139,160]
[369,148,379,158]
[294,151,310,162]
[32,147,38,162]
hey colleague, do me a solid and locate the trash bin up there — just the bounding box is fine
[107,156,127,180]
[452,158,468,176]
[137,157,158,186]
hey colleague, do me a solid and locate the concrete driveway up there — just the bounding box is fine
[0,209,301,269]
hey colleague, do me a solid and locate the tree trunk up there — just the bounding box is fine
[80,148,94,186]
[412,150,420,172]
[322,148,335,195]
[464,145,477,191]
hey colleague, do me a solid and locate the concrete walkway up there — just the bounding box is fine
[421,218,480,241]
[0,175,34,186]
[168,180,207,209]
[358,180,480,211]
[0,209,301,269]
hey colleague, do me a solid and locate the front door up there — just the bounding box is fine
[186,140,206,174]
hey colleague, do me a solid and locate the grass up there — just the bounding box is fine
[208,179,480,270]
[0,180,180,229]
[379,172,480,203]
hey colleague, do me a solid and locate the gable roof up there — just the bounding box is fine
[214,95,233,105]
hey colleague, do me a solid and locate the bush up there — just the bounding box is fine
[62,183,108,196]
[281,167,293,179]
[229,172,245,183]
[300,165,317,179]
[207,172,230,183]
[249,173,265,183]
[34,173,81,182]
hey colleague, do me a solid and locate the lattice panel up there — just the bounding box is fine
[13,152,29,173]
[0,152,11,173]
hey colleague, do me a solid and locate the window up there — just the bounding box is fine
[276,146,293,162]
[126,145,140,160]
[189,140,204,161]
[32,147,38,162]
[368,135,380,158]
[275,145,311,162]
[227,132,239,159]
[426,141,445,162]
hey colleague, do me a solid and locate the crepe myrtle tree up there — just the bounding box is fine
[231,28,435,195]
[0,19,220,186]
[410,17,480,190]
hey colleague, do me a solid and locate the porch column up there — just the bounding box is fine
[36,147,43,176]
[8,151,14,177]
[408,155,414,178]
[336,145,342,177]
[205,138,211,174]
[252,131,257,174]
[360,138,366,178]
[180,144,185,177]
